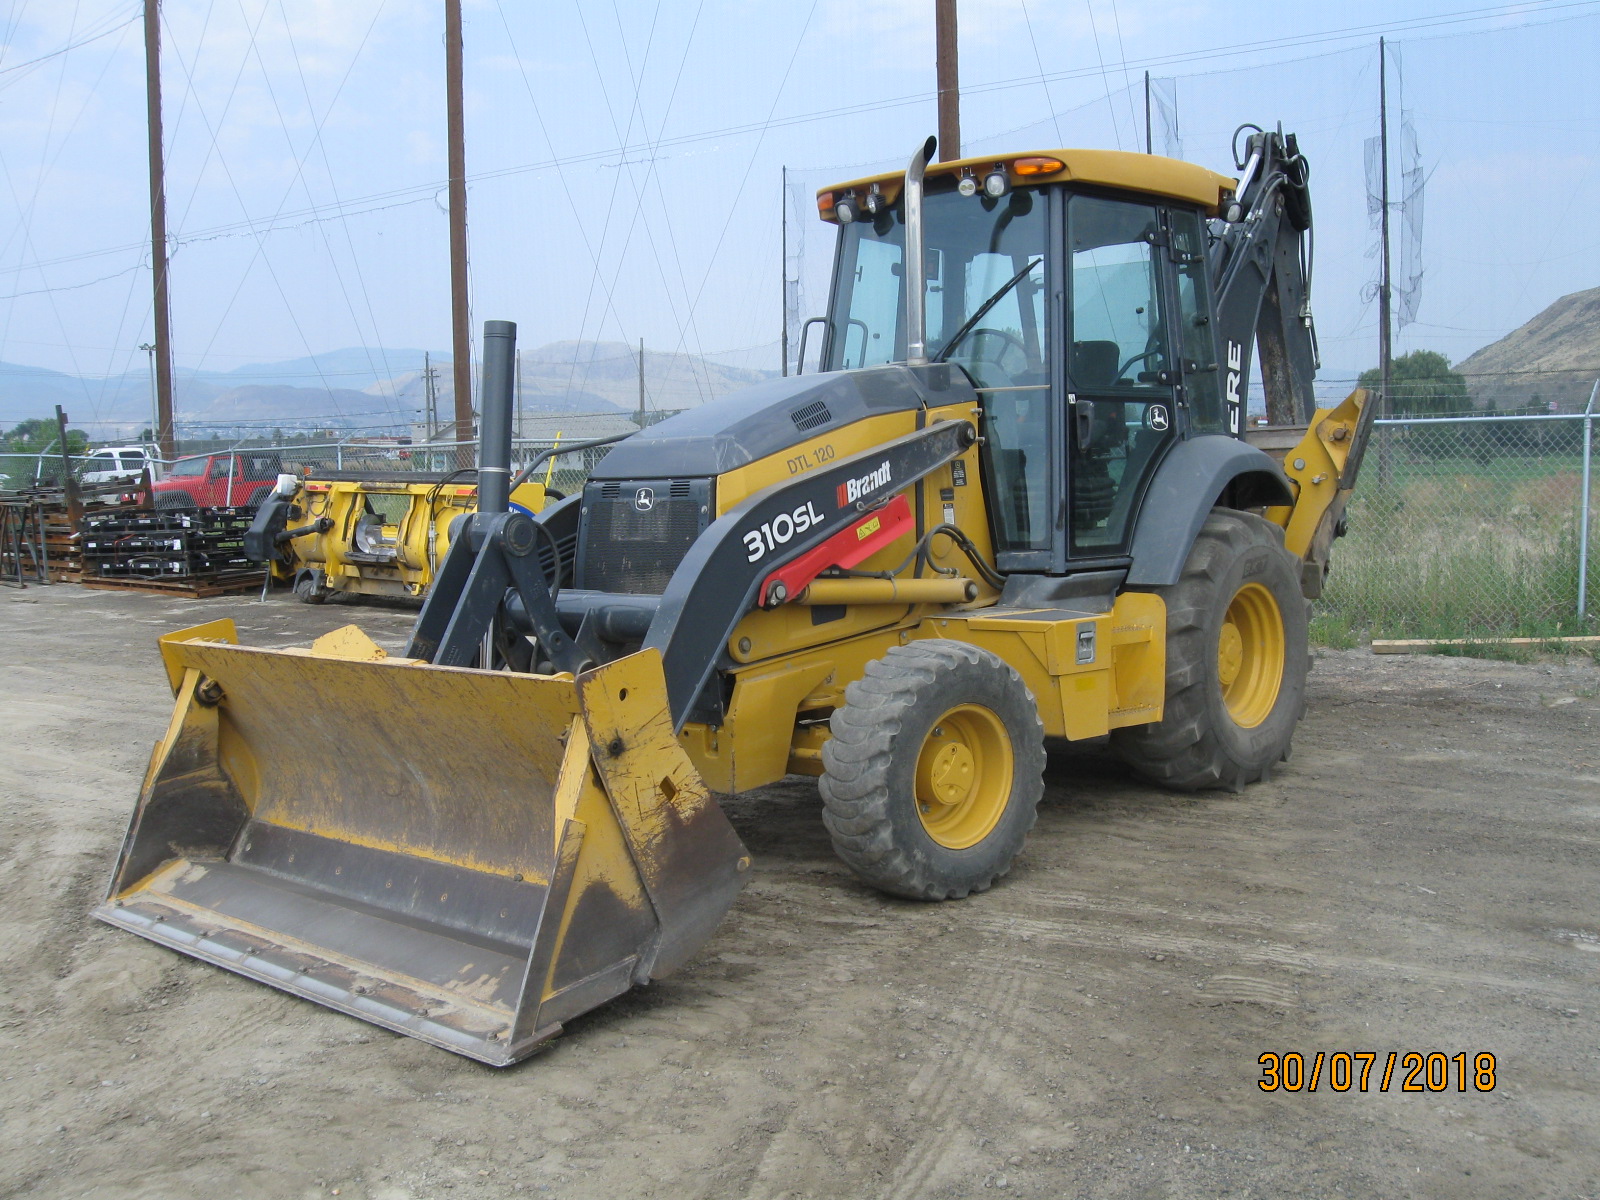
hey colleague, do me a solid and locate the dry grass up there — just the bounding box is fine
[1317,454,1596,642]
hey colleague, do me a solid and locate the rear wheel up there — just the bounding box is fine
[1112,509,1308,791]
[819,640,1046,900]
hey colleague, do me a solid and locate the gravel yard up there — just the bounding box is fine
[2,584,1597,1200]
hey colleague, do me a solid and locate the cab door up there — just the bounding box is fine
[1063,195,1181,559]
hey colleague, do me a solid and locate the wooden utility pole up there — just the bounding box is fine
[637,339,646,427]
[1144,71,1153,154]
[1377,37,1393,487]
[935,0,960,161]
[780,166,788,377]
[445,0,473,462]
[143,1,176,464]
[422,351,437,440]
[54,406,81,525]
[1378,37,1393,413]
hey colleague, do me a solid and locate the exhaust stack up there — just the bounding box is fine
[902,135,938,367]
[477,319,516,515]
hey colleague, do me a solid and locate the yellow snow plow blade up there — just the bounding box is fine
[94,621,749,1066]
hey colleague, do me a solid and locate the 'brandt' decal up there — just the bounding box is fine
[836,461,892,507]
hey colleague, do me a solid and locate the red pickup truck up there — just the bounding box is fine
[150,451,287,510]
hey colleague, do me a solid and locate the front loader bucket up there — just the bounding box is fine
[94,621,748,1066]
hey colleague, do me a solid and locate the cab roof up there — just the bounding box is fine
[817,149,1235,222]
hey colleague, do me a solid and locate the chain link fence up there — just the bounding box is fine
[1317,412,1598,642]
[252,438,621,497]
[12,412,1598,645]
[0,449,81,490]
[0,437,620,499]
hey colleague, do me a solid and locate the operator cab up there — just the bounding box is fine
[818,154,1232,576]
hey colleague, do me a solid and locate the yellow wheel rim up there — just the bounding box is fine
[914,704,1013,849]
[1217,582,1285,728]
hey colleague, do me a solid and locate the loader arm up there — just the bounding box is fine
[410,416,977,729]
[643,418,976,728]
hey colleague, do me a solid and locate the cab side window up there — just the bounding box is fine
[1170,209,1224,432]
[1066,195,1179,556]
[1069,197,1169,395]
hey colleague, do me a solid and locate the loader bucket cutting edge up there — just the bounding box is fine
[94,624,749,1066]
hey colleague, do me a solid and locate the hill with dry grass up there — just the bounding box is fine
[1456,285,1600,411]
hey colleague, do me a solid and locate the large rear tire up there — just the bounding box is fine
[819,640,1046,900]
[1112,509,1308,791]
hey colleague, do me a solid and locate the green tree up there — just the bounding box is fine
[2,417,88,455]
[1,418,89,489]
[1358,350,1471,418]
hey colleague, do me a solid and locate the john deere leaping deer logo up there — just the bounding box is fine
[633,487,655,512]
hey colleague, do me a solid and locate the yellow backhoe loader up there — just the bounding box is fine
[98,126,1373,1065]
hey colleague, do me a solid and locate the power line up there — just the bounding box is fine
[0,6,138,81]
[673,0,818,391]
[5,0,1590,286]
[1081,0,1124,149]
[1018,0,1064,146]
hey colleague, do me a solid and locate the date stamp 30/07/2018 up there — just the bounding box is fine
[1258,1051,1497,1093]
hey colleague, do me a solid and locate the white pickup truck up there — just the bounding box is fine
[78,445,155,486]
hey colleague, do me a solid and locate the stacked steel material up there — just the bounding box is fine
[81,508,256,583]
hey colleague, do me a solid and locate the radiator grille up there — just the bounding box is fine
[578,478,710,594]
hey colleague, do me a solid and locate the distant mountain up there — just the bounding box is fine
[513,341,774,414]
[0,340,778,441]
[1456,286,1600,411]
[212,347,435,393]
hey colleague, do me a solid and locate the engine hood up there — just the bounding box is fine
[590,363,975,480]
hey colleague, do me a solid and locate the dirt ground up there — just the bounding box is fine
[2,583,1598,1200]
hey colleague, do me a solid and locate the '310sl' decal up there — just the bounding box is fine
[743,501,827,563]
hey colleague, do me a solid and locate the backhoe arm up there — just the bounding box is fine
[1210,127,1317,427]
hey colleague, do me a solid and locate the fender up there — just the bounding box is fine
[1126,434,1293,587]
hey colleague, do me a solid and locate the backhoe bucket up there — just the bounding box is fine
[94,621,748,1066]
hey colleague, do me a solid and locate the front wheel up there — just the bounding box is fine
[819,640,1046,900]
[1111,509,1309,791]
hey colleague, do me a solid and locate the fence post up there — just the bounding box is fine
[1580,379,1598,619]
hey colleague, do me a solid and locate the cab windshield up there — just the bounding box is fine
[824,185,1047,391]
[167,457,208,477]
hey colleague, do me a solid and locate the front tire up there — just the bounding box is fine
[819,640,1046,900]
[1112,509,1309,791]
[153,491,197,511]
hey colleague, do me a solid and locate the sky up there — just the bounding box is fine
[0,0,1597,429]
